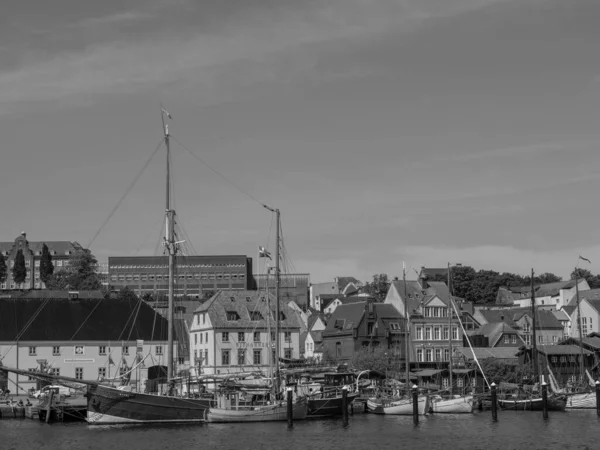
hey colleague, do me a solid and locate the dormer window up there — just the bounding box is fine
[226,311,240,321]
[249,311,263,321]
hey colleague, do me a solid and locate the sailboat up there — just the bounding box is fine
[497,269,567,411]
[367,264,429,415]
[429,263,474,414]
[85,109,213,424]
[205,208,308,423]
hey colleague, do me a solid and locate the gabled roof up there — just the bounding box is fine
[498,280,578,304]
[323,302,403,335]
[469,322,522,346]
[336,277,361,293]
[0,235,84,256]
[534,345,593,356]
[454,346,519,360]
[193,290,301,330]
[18,290,105,299]
[565,289,600,314]
[0,297,169,341]
[307,313,326,331]
[477,307,563,329]
[559,336,600,350]
[309,331,323,344]
[551,309,570,322]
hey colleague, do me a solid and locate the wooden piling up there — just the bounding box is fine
[541,382,548,420]
[412,385,419,425]
[596,381,600,417]
[286,387,293,429]
[45,391,55,424]
[491,383,497,421]
[342,386,348,427]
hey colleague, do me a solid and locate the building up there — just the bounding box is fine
[564,288,600,338]
[108,255,254,298]
[0,291,173,394]
[497,279,590,310]
[321,298,406,363]
[0,232,84,290]
[254,273,310,311]
[322,295,369,315]
[464,322,525,348]
[189,290,302,377]
[384,276,463,367]
[308,276,362,310]
[517,345,595,386]
[304,331,323,362]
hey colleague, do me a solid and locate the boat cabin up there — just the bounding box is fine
[324,372,355,387]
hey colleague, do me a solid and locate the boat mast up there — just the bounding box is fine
[447,263,453,395]
[574,269,586,383]
[162,109,176,387]
[530,269,539,385]
[403,264,410,392]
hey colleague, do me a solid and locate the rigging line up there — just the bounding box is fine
[69,297,105,341]
[87,138,164,249]
[171,135,266,208]
[133,214,165,256]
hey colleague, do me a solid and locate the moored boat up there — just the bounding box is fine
[497,394,567,411]
[206,394,307,423]
[565,391,596,409]
[429,394,474,414]
[367,395,429,415]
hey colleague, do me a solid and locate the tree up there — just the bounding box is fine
[570,268,600,289]
[46,249,102,291]
[468,269,502,304]
[116,286,139,303]
[0,253,7,285]
[350,347,397,375]
[39,243,54,285]
[536,272,562,284]
[362,274,391,301]
[11,249,27,288]
[449,266,477,302]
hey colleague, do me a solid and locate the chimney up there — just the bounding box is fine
[20,231,26,239]
[500,314,504,322]
[419,266,428,289]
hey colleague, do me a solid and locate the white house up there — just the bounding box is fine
[304,331,323,362]
[0,292,173,394]
[497,279,590,310]
[189,290,302,377]
[565,289,600,338]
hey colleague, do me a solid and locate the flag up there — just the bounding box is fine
[108,355,115,366]
[258,246,272,259]
[162,108,173,120]
[579,256,592,264]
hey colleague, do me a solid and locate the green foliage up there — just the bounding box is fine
[116,286,139,303]
[46,249,102,291]
[11,249,27,287]
[350,347,397,375]
[571,268,600,289]
[362,274,391,301]
[0,253,7,284]
[480,358,533,384]
[39,243,54,284]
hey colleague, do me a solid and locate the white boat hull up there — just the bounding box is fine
[429,395,474,414]
[367,396,429,415]
[566,392,597,409]
[206,397,308,423]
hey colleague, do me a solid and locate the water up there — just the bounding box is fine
[1,411,599,450]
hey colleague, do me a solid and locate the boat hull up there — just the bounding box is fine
[308,392,359,417]
[206,397,308,423]
[498,396,566,411]
[367,396,429,415]
[566,392,596,409]
[429,395,474,414]
[86,384,212,424]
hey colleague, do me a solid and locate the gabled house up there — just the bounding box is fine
[497,279,590,310]
[465,322,525,348]
[305,331,323,362]
[335,277,363,296]
[384,278,463,368]
[309,276,363,310]
[307,312,327,332]
[322,298,406,363]
[564,289,600,338]
[323,295,371,316]
[517,345,595,386]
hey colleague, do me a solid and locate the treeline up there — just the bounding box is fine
[362,267,600,305]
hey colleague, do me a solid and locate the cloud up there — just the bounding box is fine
[399,244,600,279]
[74,11,155,28]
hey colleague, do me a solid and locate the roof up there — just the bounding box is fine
[559,336,600,350]
[454,347,519,360]
[193,290,301,330]
[307,312,326,331]
[336,277,361,292]
[323,301,403,335]
[535,345,593,356]
[469,322,522,346]
[299,331,308,350]
[551,309,570,322]
[309,331,323,344]
[477,307,563,329]
[390,280,457,314]
[0,297,169,341]
[16,290,105,299]
[0,234,84,257]
[413,369,444,377]
[498,280,578,304]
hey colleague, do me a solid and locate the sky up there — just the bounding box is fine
[2,0,600,284]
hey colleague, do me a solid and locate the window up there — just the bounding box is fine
[238,332,245,342]
[552,335,557,343]
[442,377,449,388]
[434,327,441,341]
[237,349,246,365]
[222,350,230,366]
[511,335,517,344]
[416,349,423,362]
[504,336,510,344]
[284,348,292,360]
[284,332,291,342]
[123,346,129,355]
[538,335,543,344]
[28,368,36,381]
[523,323,531,333]
[457,378,464,388]
[120,367,128,376]
[29,346,36,356]
[253,332,260,342]
[75,367,84,380]
[99,346,107,355]
[226,311,240,321]
[416,327,423,340]
[271,331,276,342]
[452,327,459,340]
[52,346,60,356]
[200,333,203,344]
[524,335,531,346]
[156,345,163,355]
[204,350,209,365]
[249,311,263,321]
[425,327,432,340]
[98,367,107,378]
[50,368,60,376]
[253,349,262,365]
[222,332,230,342]
[443,327,449,340]
[195,333,198,345]
[425,349,432,362]
[444,348,450,361]
[434,348,442,361]
[336,342,342,358]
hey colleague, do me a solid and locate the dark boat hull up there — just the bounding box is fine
[498,396,566,411]
[307,392,359,417]
[86,384,212,424]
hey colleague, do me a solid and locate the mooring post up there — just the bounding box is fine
[45,391,55,424]
[596,380,600,416]
[541,382,548,419]
[286,387,293,429]
[342,386,349,427]
[412,385,419,425]
[491,383,497,421]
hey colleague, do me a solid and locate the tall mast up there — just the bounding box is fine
[403,264,410,392]
[530,268,538,384]
[574,270,585,383]
[162,110,176,386]
[274,208,281,392]
[447,263,453,395]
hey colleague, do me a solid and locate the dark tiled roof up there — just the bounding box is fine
[455,346,519,360]
[194,290,301,330]
[469,322,522,347]
[19,290,104,299]
[559,336,600,350]
[0,297,169,341]
[477,307,562,330]
[565,289,600,313]
[498,280,577,304]
[0,235,84,256]
[307,313,326,331]
[390,280,458,315]
[310,331,323,344]
[323,302,403,335]
[536,345,593,356]
[336,277,361,292]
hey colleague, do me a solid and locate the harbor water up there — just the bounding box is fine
[1,410,599,450]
